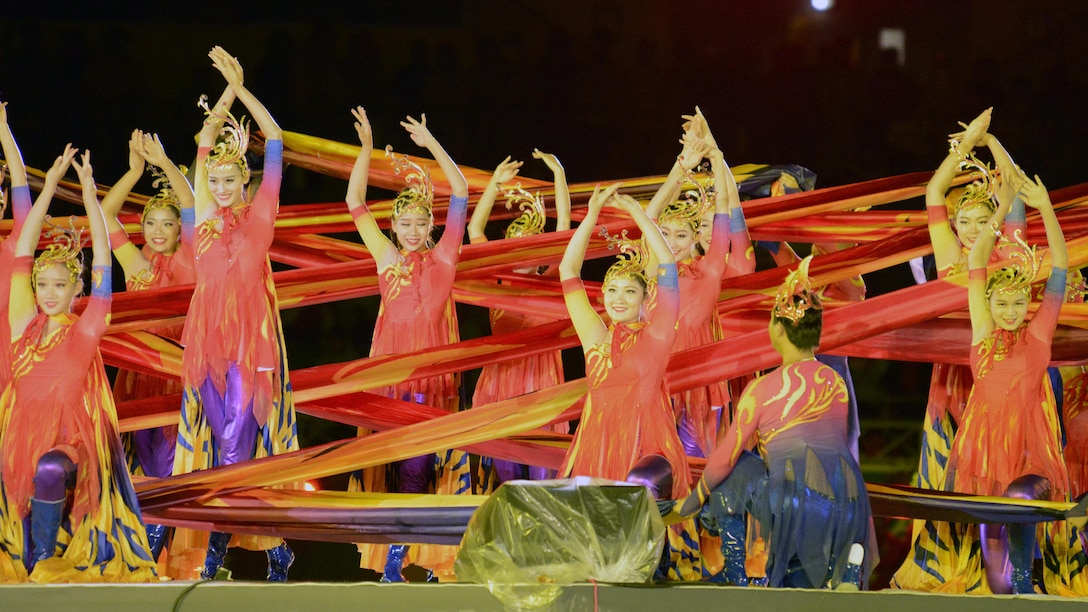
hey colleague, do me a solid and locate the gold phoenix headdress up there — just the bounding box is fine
[503,182,546,238]
[199,94,250,181]
[141,165,184,223]
[772,254,822,325]
[659,162,713,231]
[986,229,1040,299]
[385,145,434,220]
[33,216,87,285]
[600,227,650,288]
[947,138,996,218]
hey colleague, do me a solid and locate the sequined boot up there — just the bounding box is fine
[720,514,749,586]
[29,498,64,570]
[266,542,294,582]
[202,531,232,580]
[381,545,408,582]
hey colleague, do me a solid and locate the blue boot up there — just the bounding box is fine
[719,514,749,586]
[29,498,65,571]
[202,531,232,580]
[380,545,408,582]
[266,543,294,582]
[145,523,168,561]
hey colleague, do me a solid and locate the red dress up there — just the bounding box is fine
[369,199,466,409]
[181,142,286,429]
[0,261,156,582]
[672,213,731,457]
[560,265,691,500]
[945,273,1068,498]
[354,196,468,577]
[473,307,563,413]
[115,238,195,478]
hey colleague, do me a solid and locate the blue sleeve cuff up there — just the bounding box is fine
[263,139,283,170]
[1006,196,1026,224]
[1046,267,1067,296]
[11,185,32,218]
[657,263,679,290]
[449,194,469,213]
[181,207,195,225]
[91,265,112,298]
[729,206,747,232]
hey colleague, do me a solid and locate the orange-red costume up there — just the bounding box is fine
[0,261,157,582]
[673,211,752,457]
[353,194,469,577]
[111,218,195,479]
[560,264,690,498]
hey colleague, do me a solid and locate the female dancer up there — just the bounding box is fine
[948,173,1068,593]
[176,47,297,581]
[644,111,750,458]
[344,106,468,581]
[100,130,195,562]
[669,256,875,588]
[0,149,158,582]
[897,172,1068,594]
[559,183,698,579]
[913,108,1023,492]
[468,151,569,487]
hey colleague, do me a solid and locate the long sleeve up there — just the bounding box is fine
[724,206,754,278]
[432,194,469,267]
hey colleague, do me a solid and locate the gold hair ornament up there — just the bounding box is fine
[33,216,87,286]
[659,161,714,231]
[141,165,184,223]
[947,138,996,218]
[503,182,546,238]
[385,145,433,220]
[600,226,650,288]
[773,254,822,325]
[198,94,250,182]
[986,228,1040,299]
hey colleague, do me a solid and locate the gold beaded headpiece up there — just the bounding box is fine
[946,139,996,218]
[503,182,546,238]
[141,165,184,224]
[385,145,434,221]
[33,216,86,286]
[600,227,650,288]
[986,229,1040,299]
[199,94,250,182]
[772,255,822,325]
[659,162,713,231]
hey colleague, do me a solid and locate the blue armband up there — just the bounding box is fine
[1045,267,1067,296]
[729,206,747,233]
[1006,196,1026,225]
[657,263,679,290]
[449,194,469,214]
[181,206,195,226]
[12,185,32,219]
[91,265,112,299]
[263,139,283,169]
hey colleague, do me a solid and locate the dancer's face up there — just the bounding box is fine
[207,166,247,209]
[954,207,992,249]
[660,221,696,262]
[35,263,80,316]
[393,211,432,252]
[989,290,1029,331]
[142,208,181,254]
[604,277,646,324]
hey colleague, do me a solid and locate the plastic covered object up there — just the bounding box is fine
[455,477,665,610]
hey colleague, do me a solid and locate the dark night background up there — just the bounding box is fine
[3,0,1087,585]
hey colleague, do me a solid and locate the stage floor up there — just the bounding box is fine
[4,581,1088,612]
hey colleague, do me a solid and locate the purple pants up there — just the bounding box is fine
[133,427,177,478]
[34,450,76,503]
[200,364,259,466]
